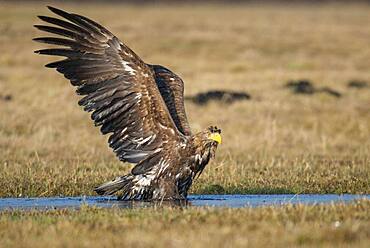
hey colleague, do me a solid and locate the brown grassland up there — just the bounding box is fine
[0,1,369,247]
[0,201,369,248]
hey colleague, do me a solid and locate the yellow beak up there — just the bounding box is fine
[209,133,222,144]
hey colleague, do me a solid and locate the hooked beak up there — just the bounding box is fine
[209,133,222,144]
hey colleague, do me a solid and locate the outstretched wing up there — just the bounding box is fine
[150,65,192,136]
[34,6,184,164]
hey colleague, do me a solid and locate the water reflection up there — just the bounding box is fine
[96,198,191,209]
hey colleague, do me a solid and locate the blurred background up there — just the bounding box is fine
[0,0,369,197]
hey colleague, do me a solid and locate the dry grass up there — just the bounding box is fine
[0,2,369,198]
[0,200,369,248]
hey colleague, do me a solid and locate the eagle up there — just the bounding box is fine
[34,6,222,201]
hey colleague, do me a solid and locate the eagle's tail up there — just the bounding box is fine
[94,175,134,197]
[94,174,153,200]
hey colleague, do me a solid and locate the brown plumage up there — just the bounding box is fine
[34,6,221,200]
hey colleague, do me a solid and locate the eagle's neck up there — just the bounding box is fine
[190,134,214,177]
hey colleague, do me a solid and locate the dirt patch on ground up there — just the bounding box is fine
[285,80,342,98]
[186,90,251,105]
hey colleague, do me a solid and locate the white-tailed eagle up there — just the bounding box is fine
[34,6,221,200]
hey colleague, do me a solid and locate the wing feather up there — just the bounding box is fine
[34,6,184,164]
[150,65,192,136]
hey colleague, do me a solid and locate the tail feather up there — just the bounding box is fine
[94,175,134,196]
[95,174,156,200]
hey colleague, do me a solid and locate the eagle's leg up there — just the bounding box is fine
[176,166,194,199]
[151,177,186,201]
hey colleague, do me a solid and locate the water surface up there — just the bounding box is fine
[0,194,368,211]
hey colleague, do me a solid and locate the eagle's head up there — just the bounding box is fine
[206,126,222,145]
[190,125,221,176]
[200,125,222,159]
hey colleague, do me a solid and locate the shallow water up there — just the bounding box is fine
[0,194,368,211]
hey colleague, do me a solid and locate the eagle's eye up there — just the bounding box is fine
[208,126,221,134]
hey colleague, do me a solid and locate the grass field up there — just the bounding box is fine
[0,1,369,247]
[0,200,369,248]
